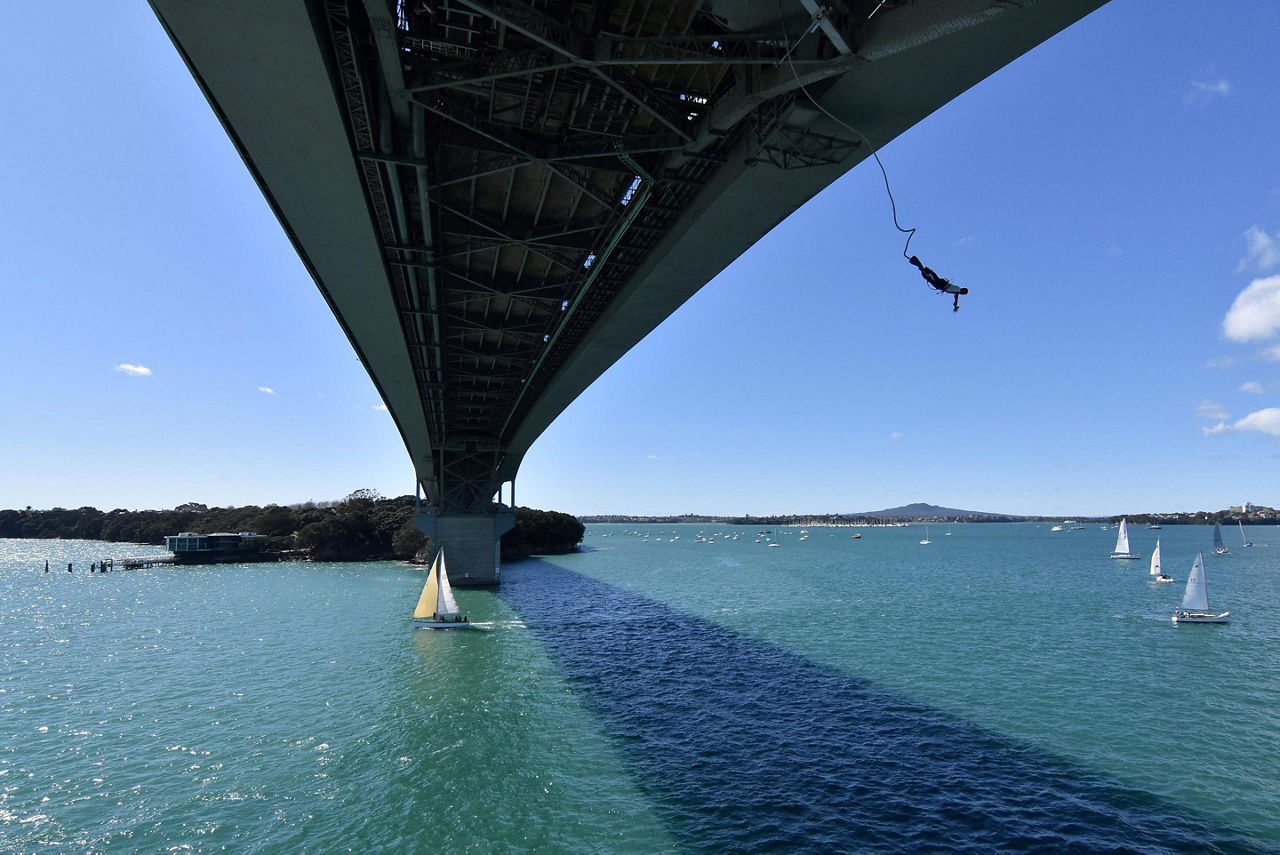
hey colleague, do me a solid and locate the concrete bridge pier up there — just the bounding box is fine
[414,509,515,587]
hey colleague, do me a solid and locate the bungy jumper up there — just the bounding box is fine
[909,256,968,312]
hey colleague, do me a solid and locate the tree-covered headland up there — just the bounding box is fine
[0,490,583,562]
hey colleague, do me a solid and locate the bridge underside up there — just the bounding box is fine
[151,0,1105,582]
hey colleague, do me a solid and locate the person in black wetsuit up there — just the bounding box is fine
[909,255,968,312]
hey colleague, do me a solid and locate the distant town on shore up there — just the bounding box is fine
[579,501,1277,527]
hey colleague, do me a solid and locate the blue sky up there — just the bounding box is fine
[3,1,1279,517]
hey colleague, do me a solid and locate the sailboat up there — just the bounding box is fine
[1238,521,1253,548]
[919,525,931,545]
[1173,552,1229,624]
[1110,518,1140,559]
[411,549,470,629]
[1149,538,1172,583]
[1213,523,1228,555]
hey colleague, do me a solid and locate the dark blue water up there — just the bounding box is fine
[501,557,1269,853]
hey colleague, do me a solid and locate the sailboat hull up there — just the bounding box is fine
[412,616,472,630]
[1172,611,1230,624]
[1110,552,1141,559]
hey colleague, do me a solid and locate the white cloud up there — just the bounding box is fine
[1233,407,1280,436]
[114,363,152,376]
[1238,226,1280,273]
[258,386,275,394]
[1205,407,1280,437]
[1240,381,1264,395]
[1206,355,1237,368]
[889,431,903,440]
[1263,345,1280,362]
[1189,78,1231,102]
[1196,400,1229,420]
[1222,275,1280,342]
[647,454,659,460]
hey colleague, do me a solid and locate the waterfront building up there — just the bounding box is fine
[164,531,267,564]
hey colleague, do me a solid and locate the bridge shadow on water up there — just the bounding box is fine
[499,559,1270,854]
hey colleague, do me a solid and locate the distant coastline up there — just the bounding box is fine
[579,502,1277,527]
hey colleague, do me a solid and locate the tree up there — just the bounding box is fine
[392,520,428,559]
[501,507,584,557]
[254,506,296,537]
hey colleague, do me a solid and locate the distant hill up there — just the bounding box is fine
[855,502,1017,521]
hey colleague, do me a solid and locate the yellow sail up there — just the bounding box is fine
[412,551,441,619]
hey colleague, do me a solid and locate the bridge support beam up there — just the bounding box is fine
[414,509,515,587]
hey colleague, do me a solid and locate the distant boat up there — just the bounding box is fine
[1051,524,1064,532]
[1147,523,1162,530]
[1213,523,1228,555]
[851,533,861,539]
[1238,521,1253,548]
[1173,552,1229,624]
[1110,518,1141,559]
[1149,538,1172,583]
[919,525,931,545]
[411,549,470,629]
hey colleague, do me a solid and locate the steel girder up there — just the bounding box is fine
[308,0,1105,512]
[316,0,880,512]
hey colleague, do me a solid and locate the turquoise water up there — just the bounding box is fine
[2,525,1277,851]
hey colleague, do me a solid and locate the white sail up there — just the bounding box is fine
[412,552,442,619]
[1113,519,1130,554]
[1239,521,1252,547]
[1180,552,1210,612]
[435,549,461,616]
[1149,539,1161,576]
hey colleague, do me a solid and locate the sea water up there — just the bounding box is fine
[1,525,1277,852]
